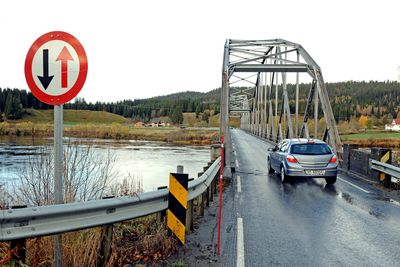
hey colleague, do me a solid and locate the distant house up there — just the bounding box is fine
[385,119,400,131]
[160,121,171,127]
[146,118,171,127]
[134,121,145,127]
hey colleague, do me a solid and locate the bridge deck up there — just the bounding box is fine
[181,129,400,266]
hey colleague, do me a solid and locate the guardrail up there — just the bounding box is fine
[0,157,220,241]
[370,159,400,181]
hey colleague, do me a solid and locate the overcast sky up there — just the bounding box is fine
[1,0,399,103]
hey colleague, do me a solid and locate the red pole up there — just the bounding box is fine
[217,135,224,255]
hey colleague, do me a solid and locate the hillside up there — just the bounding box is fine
[2,81,400,125]
[21,109,127,124]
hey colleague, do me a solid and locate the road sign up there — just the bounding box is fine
[167,172,188,245]
[24,31,88,105]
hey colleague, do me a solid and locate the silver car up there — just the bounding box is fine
[267,138,338,184]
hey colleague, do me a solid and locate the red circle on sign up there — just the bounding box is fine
[24,31,88,105]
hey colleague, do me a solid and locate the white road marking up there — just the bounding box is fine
[237,217,245,267]
[237,175,242,193]
[236,159,239,168]
[338,177,369,194]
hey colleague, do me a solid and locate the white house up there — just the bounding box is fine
[385,119,400,131]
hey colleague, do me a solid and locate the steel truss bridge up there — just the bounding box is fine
[220,39,342,174]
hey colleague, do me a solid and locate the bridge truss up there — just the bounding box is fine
[220,39,342,173]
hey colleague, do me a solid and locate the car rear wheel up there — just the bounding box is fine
[281,166,289,183]
[267,157,274,174]
[325,176,337,184]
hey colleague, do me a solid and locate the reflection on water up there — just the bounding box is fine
[0,136,210,192]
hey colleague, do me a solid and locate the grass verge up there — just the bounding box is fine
[0,215,177,266]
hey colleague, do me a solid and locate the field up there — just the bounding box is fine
[1,109,221,145]
[341,131,400,141]
[14,109,400,146]
[182,112,240,128]
[21,109,128,124]
[340,130,400,148]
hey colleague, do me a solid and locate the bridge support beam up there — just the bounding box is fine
[222,39,342,157]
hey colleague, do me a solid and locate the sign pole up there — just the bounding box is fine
[24,31,87,267]
[53,104,64,266]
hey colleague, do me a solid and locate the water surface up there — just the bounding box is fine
[0,136,210,192]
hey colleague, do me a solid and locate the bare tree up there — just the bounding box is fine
[13,141,118,206]
[110,172,143,197]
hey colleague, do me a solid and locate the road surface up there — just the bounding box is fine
[182,129,400,266]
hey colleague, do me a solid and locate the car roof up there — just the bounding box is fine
[284,138,327,145]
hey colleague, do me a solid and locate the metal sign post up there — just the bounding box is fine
[24,31,88,266]
[53,105,63,266]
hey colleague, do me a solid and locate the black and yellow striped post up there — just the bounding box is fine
[167,172,188,245]
[371,148,392,187]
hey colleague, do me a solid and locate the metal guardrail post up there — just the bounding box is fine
[197,172,205,216]
[98,196,115,267]
[214,170,218,195]
[156,186,168,224]
[177,165,184,174]
[371,148,392,187]
[204,188,210,208]
[209,180,214,202]
[10,205,27,266]
[186,201,194,232]
[211,144,221,161]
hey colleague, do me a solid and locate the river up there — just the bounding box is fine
[0,136,211,193]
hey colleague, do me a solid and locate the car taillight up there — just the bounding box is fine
[330,155,337,163]
[287,155,298,163]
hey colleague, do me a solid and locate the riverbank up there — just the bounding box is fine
[0,122,219,145]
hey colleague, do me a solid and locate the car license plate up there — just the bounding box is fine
[305,170,325,175]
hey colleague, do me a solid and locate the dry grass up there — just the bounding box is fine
[183,113,197,127]
[108,217,178,266]
[0,122,219,145]
[0,217,176,267]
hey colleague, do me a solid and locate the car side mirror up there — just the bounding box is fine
[267,148,273,152]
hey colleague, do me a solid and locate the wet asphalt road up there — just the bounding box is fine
[214,129,400,267]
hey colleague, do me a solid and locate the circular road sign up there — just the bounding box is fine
[24,31,88,105]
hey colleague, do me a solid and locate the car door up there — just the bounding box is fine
[277,141,289,170]
[269,142,280,170]
[271,141,285,170]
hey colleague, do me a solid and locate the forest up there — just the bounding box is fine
[0,81,399,124]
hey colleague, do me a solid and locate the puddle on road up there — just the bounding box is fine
[369,209,385,219]
[337,191,388,220]
[340,192,354,204]
[278,177,390,221]
[373,196,400,207]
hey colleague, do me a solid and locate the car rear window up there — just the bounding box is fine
[290,143,332,155]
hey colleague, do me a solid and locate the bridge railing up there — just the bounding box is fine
[0,157,221,241]
[370,159,400,181]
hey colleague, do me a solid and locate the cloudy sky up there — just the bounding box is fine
[1,0,399,103]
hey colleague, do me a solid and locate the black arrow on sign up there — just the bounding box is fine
[37,49,54,90]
